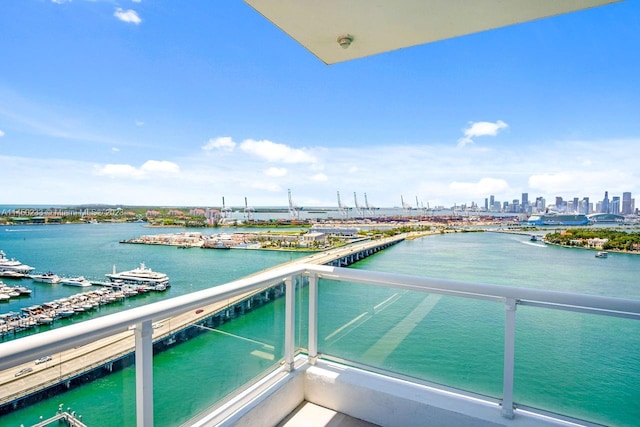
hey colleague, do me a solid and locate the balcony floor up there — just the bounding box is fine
[277,402,380,427]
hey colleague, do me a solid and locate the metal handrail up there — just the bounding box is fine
[1,263,639,425]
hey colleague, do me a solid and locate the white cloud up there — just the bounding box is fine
[202,136,236,152]
[251,181,281,192]
[95,163,140,178]
[458,120,508,148]
[239,139,316,164]
[132,0,142,3]
[51,0,72,4]
[310,173,328,182]
[264,167,287,177]
[0,130,5,138]
[449,177,510,197]
[348,166,358,174]
[94,160,179,179]
[111,147,120,152]
[141,160,180,174]
[114,8,141,25]
[135,120,144,127]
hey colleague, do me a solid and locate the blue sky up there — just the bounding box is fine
[1,1,638,209]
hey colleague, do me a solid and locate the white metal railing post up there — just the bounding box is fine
[135,319,154,427]
[308,272,318,365]
[502,298,517,419]
[284,275,296,372]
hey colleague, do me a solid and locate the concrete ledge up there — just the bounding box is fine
[303,360,591,427]
[187,357,595,427]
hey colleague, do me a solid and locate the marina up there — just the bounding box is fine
[1,283,168,338]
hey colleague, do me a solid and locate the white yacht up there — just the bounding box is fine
[29,272,62,284]
[105,262,170,286]
[59,276,93,287]
[0,250,35,274]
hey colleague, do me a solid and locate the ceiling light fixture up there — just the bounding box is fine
[337,34,353,49]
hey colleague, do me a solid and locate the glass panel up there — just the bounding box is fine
[515,306,640,426]
[0,285,288,427]
[0,348,135,427]
[152,286,287,426]
[316,279,504,399]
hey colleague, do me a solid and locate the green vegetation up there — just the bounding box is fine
[545,228,640,252]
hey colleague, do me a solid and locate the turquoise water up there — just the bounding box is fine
[1,226,639,426]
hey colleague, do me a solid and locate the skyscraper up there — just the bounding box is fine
[611,196,620,215]
[601,191,610,213]
[622,192,632,215]
[521,193,529,213]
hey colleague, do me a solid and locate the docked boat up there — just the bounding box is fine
[595,251,608,258]
[29,272,61,284]
[105,263,170,286]
[60,276,93,287]
[0,250,35,273]
[0,270,27,279]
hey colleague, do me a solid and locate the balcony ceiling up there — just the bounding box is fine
[244,0,621,64]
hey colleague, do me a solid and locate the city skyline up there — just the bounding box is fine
[1,2,639,208]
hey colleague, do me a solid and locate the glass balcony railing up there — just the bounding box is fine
[1,264,639,426]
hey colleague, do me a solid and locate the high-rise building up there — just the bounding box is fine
[521,193,529,213]
[489,195,495,212]
[580,197,590,214]
[622,192,632,215]
[555,196,563,208]
[601,191,610,213]
[611,196,620,215]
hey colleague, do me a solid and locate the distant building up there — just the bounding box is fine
[611,196,620,215]
[622,192,633,215]
[601,191,610,213]
[310,226,359,237]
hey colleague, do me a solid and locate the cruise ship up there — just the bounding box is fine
[0,2,635,427]
[0,250,35,274]
[105,263,170,287]
[526,214,590,226]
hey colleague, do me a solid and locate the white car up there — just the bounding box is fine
[15,367,33,377]
[35,355,52,364]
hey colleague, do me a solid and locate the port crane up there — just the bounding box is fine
[337,191,349,218]
[364,192,375,217]
[244,197,254,221]
[288,189,300,220]
[221,196,232,218]
[353,192,364,218]
[401,195,413,214]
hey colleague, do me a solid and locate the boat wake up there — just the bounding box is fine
[521,241,546,248]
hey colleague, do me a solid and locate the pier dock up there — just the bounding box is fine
[0,235,406,415]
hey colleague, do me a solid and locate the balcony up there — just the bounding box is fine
[1,263,638,426]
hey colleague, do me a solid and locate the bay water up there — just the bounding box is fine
[1,225,638,426]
